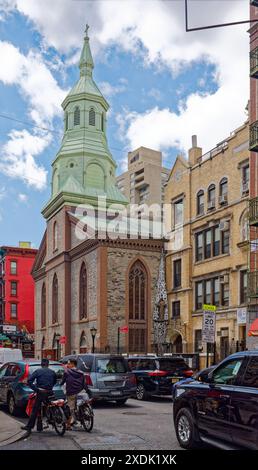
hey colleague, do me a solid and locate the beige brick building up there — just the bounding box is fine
[116,147,169,210]
[164,121,249,368]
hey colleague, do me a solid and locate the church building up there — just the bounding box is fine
[32,27,165,359]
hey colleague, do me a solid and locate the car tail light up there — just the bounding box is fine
[19,364,29,383]
[147,370,168,377]
[85,373,93,386]
[183,370,193,377]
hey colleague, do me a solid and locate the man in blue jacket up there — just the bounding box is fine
[61,358,87,429]
[21,358,57,433]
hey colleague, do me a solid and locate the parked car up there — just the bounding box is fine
[0,348,23,366]
[126,355,193,400]
[0,360,65,415]
[173,350,258,450]
[60,354,136,405]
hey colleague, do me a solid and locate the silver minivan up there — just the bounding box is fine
[61,354,136,405]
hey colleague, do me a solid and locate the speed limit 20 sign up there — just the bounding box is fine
[202,304,216,343]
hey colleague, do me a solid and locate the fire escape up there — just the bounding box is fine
[0,249,5,325]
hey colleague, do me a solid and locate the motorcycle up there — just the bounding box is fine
[63,391,94,432]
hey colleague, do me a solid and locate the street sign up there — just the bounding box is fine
[119,326,129,333]
[202,304,216,343]
[3,325,17,333]
[237,308,247,325]
[59,336,67,344]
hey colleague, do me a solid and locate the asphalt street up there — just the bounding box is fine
[0,397,182,450]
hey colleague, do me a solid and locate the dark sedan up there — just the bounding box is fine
[173,350,258,450]
[0,360,65,415]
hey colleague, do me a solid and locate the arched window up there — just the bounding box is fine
[240,210,249,242]
[41,283,46,328]
[79,331,88,353]
[52,274,58,324]
[208,184,216,208]
[53,222,58,251]
[128,260,147,353]
[74,106,80,126]
[89,107,95,126]
[219,177,228,201]
[197,190,204,215]
[79,263,87,320]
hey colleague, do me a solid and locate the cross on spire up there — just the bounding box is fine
[85,24,89,38]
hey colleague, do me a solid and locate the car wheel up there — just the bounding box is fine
[136,384,148,401]
[7,393,19,416]
[175,407,200,449]
[115,399,127,406]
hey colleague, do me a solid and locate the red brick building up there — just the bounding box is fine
[0,244,38,334]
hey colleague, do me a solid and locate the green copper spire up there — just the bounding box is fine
[42,25,128,220]
[79,24,94,77]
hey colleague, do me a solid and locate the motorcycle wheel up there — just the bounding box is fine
[52,406,66,436]
[80,404,94,432]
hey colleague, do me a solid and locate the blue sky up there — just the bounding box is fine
[0,0,249,248]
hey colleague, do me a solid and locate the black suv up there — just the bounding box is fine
[173,350,258,450]
[127,355,193,400]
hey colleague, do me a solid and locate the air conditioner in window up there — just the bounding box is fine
[220,274,229,284]
[242,182,249,194]
[219,221,229,231]
[219,195,228,205]
[208,200,215,210]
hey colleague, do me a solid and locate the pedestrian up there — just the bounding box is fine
[21,358,57,434]
[61,358,88,430]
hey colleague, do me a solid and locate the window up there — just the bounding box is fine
[10,281,17,297]
[219,177,228,201]
[205,280,212,305]
[204,229,212,259]
[173,259,182,288]
[213,278,220,307]
[89,107,95,126]
[196,281,203,309]
[212,358,243,385]
[222,229,230,254]
[197,190,204,215]
[221,283,229,306]
[196,233,203,261]
[74,106,80,126]
[52,274,58,324]
[10,261,17,275]
[128,261,147,353]
[101,113,104,131]
[174,199,183,226]
[242,165,249,193]
[240,271,248,304]
[242,357,258,388]
[79,263,87,320]
[172,301,180,319]
[194,330,202,352]
[213,226,220,257]
[11,303,17,319]
[65,112,68,131]
[53,222,58,251]
[41,283,46,328]
[208,184,216,207]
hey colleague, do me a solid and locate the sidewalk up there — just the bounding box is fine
[0,411,28,447]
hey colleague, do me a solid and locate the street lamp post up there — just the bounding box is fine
[90,327,97,354]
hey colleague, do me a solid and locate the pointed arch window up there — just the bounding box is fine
[52,274,58,324]
[79,263,87,320]
[53,221,58,251]
[128,260,147,353]
[89,107,95,126]
[74,106,80,126]
[41,283,46,328]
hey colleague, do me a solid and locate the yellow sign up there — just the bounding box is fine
[203,304,217,312]
[19,241,31,248]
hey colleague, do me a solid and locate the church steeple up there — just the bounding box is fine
[42,26,128,220]
[79,24,94,77]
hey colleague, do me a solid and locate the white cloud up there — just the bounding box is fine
[1,0,250,158]
[99,80,127,98]
[148,88,162,102]
[18,193,28,202]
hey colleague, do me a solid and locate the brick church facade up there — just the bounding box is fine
[32,28,164,359]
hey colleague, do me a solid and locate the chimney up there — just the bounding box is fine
[188,135,202,166]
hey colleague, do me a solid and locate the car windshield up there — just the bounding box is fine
[157,359,190,372]
[96,358,127,374]
[29,364,64,380]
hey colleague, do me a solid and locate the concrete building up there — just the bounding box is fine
[164,121,249,368]
[116,147,169,210]
[32,28,164,360]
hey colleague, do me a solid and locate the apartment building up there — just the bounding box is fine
[116,147,170,214]
[165,122,249,368]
